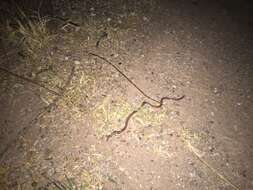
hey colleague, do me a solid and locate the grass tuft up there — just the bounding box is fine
[0,8,52,60]
[16,14,52,59]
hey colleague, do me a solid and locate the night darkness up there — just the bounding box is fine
[0,0,252,189]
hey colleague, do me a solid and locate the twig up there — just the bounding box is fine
[0,67,60,96]
[184,139,240,190]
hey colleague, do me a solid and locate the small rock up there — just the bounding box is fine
[208,146,214,152]
[74,60,80,65]
[213,87,218,94]
[237,102,242,106]
[143,16,149,21]
[112,53,119,58]
[190,172,196,178]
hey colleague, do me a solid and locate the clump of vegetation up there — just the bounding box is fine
[0,9,52,60]
[92,96,133,138]
[57,71,97,117]
[16,12,52,59]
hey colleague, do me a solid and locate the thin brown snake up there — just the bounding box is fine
[105,95,185,141]
[85,51,185,141]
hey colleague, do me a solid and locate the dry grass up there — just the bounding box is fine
[58,71,97,113]
[135,105,168,126]
[92,96,170,139]
[0,9,52,60]
[181,128,202,145]
[16,15,52,59]
[92,96,133,138]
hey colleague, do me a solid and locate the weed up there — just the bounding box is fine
[0,8,52,60]
[16,14,52,59]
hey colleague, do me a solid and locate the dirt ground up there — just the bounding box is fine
[0,0,252,189]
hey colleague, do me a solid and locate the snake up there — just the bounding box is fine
[105,95,185,141]
[85,51,185,141]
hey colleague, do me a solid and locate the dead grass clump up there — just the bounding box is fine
[92,96,132,138]
[16,15,52,59]
[181,128,202,145]
[59,71,97,114]
[0,9,52,60]
[39,68,98,121]
[135,105,168,126]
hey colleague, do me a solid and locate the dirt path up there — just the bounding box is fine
[0,1,252,189]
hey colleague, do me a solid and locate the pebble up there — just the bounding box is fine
[74,60,80,65]
[237,102,242,106]
[143,16,149,21]
[213,87,218,94]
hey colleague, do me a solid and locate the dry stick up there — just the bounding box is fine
[184,139,240,190]
[0,67,60,96]
[0,66,75,160]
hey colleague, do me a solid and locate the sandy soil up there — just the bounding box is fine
[0,1,252,189]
